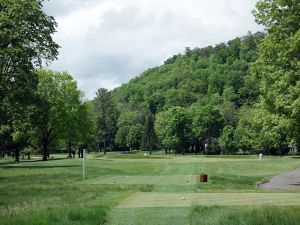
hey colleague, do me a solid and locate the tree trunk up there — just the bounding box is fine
[68,139,72,158]
[42,139,48,161]
[197,142,201,154]
[27,153,30,160]
[104,140,106,154]
[15,147,20,162]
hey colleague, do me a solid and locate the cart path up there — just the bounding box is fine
[258,166,300,190]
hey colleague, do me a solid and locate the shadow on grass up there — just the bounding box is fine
[0,164,80,169]
[0,157,73,166]
[292,156,300,159]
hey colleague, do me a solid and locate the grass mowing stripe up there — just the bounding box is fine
[87,175,197,185]
[106,207,189,225]
[2,155,300,225]
[118,192,300,208]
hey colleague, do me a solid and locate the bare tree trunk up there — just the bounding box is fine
[42,128,52,161]
[15,146,20,162]
[104,139,106,155]
[68,139,72,158]
[42,140,48,161]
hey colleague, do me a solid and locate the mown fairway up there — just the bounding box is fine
[1,153,300,225]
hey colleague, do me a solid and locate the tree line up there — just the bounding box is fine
[93,0,299,155]
[0,0,94,161]
[1,0,299,161]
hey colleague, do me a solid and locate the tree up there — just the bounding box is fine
[0,0,59,159]
[189,104,223,153]
[60,80,82,159]
[33,70,82,161]
[234,107,290,155]
[220,125,237,154]
[77,101,97,158]
[250,108,290,155]
[234,108,257,154]
[252,0,300,148]
[115,111,143,150]
[0,0,59,120]
[126,124,143,150]
[141,112,156,155]
[93,88,118,154]
[155,106,191,154]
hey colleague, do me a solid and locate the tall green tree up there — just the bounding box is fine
[253,0,300,147]
[59,79,82,158]
[93,88,118,153]
[77,101,97,157]
[115,110,143,150]
[220,125,237,154]
[0,0,59,159]
[33,70,82,161]
[234,107,262,154]
[155,106,191,154]
[189,104,223,152]
[141,112,156,154]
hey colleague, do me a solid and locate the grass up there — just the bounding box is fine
[0,152,300,225]
[105,205,300,225]
[117,192,300,208]
[189,206,300,225]
[107,207,190,225]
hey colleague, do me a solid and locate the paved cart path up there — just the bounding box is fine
[258,166,300,190]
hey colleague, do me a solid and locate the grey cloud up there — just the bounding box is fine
[73,52,144,82]
[46,0,262,99]
[50,49,159,98]
[96,5,256,49]
[42,0,105,17]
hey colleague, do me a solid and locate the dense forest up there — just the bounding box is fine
[0,0,299,160]
[94,32,288,155]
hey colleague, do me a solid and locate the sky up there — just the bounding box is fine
[42,0,262,99]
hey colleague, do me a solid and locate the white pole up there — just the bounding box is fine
[83,149,86,180]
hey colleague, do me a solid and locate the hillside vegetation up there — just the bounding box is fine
[94,31,294,155]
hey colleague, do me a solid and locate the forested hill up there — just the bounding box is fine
[2,0,298,160]
[92,32,273,155]
[112,32,264,115]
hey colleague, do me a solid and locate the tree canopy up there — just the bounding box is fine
[1,0,299,157]
[253,0,300,147]
[0,0,59,160]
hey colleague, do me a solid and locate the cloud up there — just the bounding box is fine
[43,0,262,99]
[42,0,106,17]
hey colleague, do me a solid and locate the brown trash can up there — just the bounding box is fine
[200,174,208,182]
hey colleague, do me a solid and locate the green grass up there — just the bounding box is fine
[105,205,300,225]
[189,206,300,225]
[117,192,300,208]
[107,207,190,225]
[1,153,300,225]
